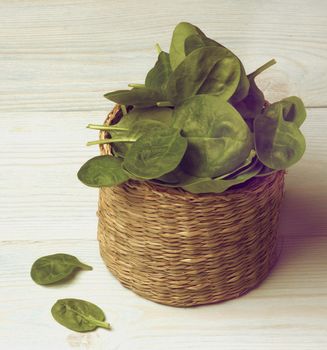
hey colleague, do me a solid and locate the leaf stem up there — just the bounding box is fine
[128,83,145,88]
[91,318,111,330]
[155,43,162,54]
[87,124,129,131]
[249,59,277,78]
[65,304,111,331]
[156,101,173,107]
[87,138,135,146]
[121,104,127,116]
[78,263,93,271]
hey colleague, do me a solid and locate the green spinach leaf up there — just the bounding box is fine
[254,163,278,177]
[108,107,173,157]
[86,112,173,157]
[279,96,306,127]
[154,156,262,192]
[145,51,172,99]
[181,158,263,193]
[155,150,256,186]
[123,128,187,179]
[173,95,252,177]
[169,22,205,70]
[167,46,241,105]
[184,33,219,54]
[30,254,92,285]
[51,299,110,332]
[216,149,257,179]
[254,100,306,169]
[234,59,276,129]
[78,156,130,187]
[104,88,162,107]
[184,33,249,104]
[230,64,250,104]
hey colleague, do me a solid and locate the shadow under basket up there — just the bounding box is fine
[97,104,286,307]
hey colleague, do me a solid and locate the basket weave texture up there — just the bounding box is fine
[97,105,286,307]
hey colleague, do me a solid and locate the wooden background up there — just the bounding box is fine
[0,0,326,349]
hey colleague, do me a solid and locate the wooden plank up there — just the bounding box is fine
[0,238,326,349]
[0,107,325,240]
[0,0,326,112]
[1,1,326,348]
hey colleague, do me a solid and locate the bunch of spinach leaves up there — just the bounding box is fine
[78,22,306,194]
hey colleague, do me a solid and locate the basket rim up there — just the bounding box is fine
[98,104,285,199]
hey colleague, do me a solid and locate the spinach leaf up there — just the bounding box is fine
[173,95,252,177]
[254,100,306,169]
[230,64,250,104]
[152,164,191,186]
[184,33,249,104]
[145,51,172,99]
[216,149,257,179]
[181,158,263,193]
[280,96,306,127]
[104,88,162,107]
[153,156,262,192]
[51,299,110,332]
[234,59,276,129]
[30,254,92,285]
[109,107,173,157]
[87,113,173,157]
[118,106,173,125]
[123,128,187,179]
[254,163,278,177]
[78,156,130,188]
[167,46,241,105]
[184,33,219,55]
[169,22,205,70]
[155,150,256,186]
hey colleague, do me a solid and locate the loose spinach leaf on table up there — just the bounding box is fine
[31,254,92,285]
[254,98,306,169]
[123,128,187,179]
[167,46,241,105]
[78,156,130,188]
[51,299,110,332]
[172,95,252,178]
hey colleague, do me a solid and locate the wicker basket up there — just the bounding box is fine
[97,104,286,307]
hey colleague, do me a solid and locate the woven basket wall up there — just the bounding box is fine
[97,104,286,307]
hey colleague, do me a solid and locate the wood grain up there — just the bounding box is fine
[1,1,327,348]
[0,0,326,112]
[0,238,326,350]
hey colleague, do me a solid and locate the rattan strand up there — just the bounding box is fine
[97,105,285,307]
